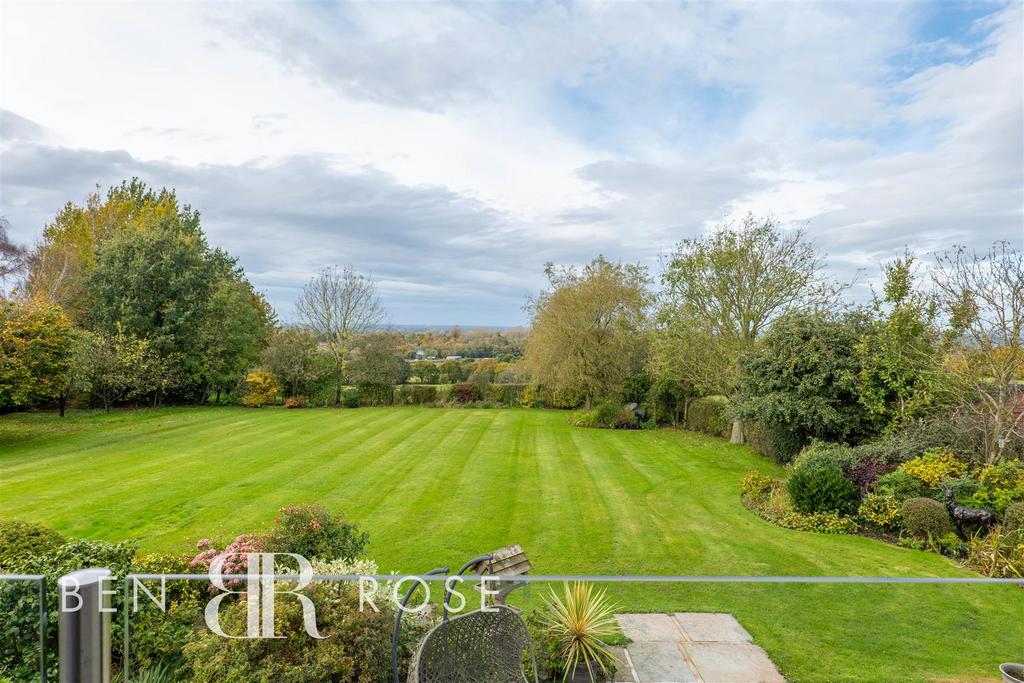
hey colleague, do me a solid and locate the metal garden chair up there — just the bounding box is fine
[392,546,537,683]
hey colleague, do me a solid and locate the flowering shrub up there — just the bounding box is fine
[189,534,266,587]
[242,369,280,407]
[265,503,369,561]
[182,583,401,682]
[858,494,902,532]
[898,449,966,487]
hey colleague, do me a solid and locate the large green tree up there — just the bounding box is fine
[656,214,840,441]
[27,179,194,322]
[86,218,271,400]
[732,312,876,460]
[856,253,944,432]
[524,256,651,408]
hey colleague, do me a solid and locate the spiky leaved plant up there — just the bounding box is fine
[541,581,618,682]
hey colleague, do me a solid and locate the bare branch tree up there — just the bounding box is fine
[933,241,1024,463]
[295,266,387,404]
[0,217,28,295]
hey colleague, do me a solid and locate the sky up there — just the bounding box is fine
[1,1,1022,326]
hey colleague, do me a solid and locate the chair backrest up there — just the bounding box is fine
[409,605,537,683]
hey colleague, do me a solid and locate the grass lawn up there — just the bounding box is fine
[1,407,1021,681]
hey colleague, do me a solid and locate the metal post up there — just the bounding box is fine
[39,577,47,683]
[58,569,111,683]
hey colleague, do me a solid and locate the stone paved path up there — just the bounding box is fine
[610,613,785,683]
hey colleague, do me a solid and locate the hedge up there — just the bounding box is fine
[684,395,732,438]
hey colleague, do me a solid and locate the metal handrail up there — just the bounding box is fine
[391,567,448,683]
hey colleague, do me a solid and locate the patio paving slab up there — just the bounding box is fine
[616,613,686,642]
[614,613,785,682]
[682,641,786,683]
[627,641,698,682]
[673,612,752,642]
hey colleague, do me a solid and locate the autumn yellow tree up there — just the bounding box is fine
[26,179,190,321]
[524,256,651,409]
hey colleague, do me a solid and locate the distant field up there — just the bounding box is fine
[1,407,1020,682]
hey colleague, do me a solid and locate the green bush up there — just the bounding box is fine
[397,384,439,405]
[182,584,412,683]
[793,442,859,473]
[853,417,984,467]
[126,554,204,679]
[741,470,777,500]
[1003,501,1024,537]
[489,383,527,406]
[265,504,368,561]
[873,470,927,501]
[900,497,954,540]
[743,421,777,461]
[447,382,483,404]
[358,384,395,406]
[684,396,731,438]
[340,388,361,408]
[779,510,859,534]
[970,461,1024,516]
[787,465,860,515]
[766,425,806,464]
[0,519,66,569]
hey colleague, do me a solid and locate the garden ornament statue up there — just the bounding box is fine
[941,487,996,538]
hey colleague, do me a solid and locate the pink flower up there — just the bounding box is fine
[311,520,321,530]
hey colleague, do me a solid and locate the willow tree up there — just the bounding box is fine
[524,256,651,409]
[656,214,840,442]
[296,266,386,405]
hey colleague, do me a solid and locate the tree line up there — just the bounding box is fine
[523,215,1023,464]
[2,181,1022,467]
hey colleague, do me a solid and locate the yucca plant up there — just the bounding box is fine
[540,581,618,682]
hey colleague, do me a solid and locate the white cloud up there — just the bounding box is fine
[0,0,1020,324]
